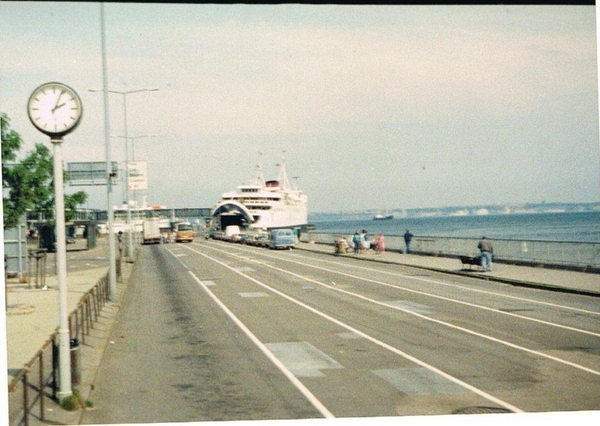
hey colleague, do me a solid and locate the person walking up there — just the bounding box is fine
[352,232,361,254]
[403,230,413,253]
[478,236,493,271]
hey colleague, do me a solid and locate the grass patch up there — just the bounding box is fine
[60,389,93,411]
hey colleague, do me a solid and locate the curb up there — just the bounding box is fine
[295,246,600,298]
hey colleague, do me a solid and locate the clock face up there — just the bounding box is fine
[27,82,83,137]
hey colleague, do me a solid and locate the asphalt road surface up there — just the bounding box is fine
[81,239,600,424]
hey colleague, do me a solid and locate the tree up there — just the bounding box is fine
[2,113,88,229]
[1,113,22,163]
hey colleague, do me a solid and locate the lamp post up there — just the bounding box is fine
[89,88,158,262]
[111,134,156,246]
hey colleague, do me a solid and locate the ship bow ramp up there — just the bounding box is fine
[212,201,255,229]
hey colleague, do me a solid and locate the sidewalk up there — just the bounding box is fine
[5,237,118,380]
[4,236,133,425]
[296,241,600,297]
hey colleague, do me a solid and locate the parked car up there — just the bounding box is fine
[239,234,254,245]
[254,234,269,247]
[209,230,225,240]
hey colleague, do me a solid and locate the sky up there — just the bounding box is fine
[1,2,599,214]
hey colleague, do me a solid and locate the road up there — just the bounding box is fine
[81,239,600,423]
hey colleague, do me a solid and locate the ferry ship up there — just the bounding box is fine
[211,159,308,231]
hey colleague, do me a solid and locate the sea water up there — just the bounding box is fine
[308,211,600,243]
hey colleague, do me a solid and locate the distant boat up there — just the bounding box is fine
[373,213,394,221]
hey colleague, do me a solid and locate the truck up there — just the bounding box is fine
[143,218,162,244]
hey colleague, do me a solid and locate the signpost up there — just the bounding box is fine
[67,161,118,186]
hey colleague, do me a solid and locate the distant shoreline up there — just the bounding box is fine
[310,201,600,221]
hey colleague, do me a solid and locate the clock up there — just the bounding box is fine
[27,82,83,137]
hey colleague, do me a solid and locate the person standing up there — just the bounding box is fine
[403,230,413,253]
[478,236,493,271]
[361,229,371,253]
[352,232,361,254]
[376,233,385,254]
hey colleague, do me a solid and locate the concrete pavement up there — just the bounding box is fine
[296,241,600,297]
[3,237,599,425]
[4,236,133,425]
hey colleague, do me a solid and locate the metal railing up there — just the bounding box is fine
[7,273,111,426]
[302,232,600,271]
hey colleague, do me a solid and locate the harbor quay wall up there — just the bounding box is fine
[301,232,600,273]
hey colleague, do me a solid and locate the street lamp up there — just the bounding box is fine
[89,88,158,262]
[111,134,156,246]
[130,134,156,161]
[111,134,156,161]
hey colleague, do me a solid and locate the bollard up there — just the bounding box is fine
[70,338,81,385]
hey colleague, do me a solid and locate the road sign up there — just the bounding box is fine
[127,161,148,190]
[67,162,118,186]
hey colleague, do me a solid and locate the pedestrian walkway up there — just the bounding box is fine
[296,241,600,297]
[3,236,133,426]
[4,237,120,380]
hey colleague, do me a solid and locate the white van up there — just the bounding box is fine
[268,229,296,250]
[224,225,241,241]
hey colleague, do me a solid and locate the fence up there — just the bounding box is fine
[7,273,111,426]
[302,232,600,272]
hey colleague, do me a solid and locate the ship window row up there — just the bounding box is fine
[225,197,281,202]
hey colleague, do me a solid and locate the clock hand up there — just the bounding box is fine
[52,89,66,112]
[52,102,66,113]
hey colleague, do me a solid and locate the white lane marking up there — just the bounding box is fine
[265,342,344,378]
[216,242,600,317]
[230,247,600,337]
[179,244,524,413]
[197,244,600,377]
[385,300,432,315]
[374,368,466,396]
[169,245,334,417]
[293,251,600,316]
[338,332,362,340]
[187,270,335,419]
[239,292,270,298]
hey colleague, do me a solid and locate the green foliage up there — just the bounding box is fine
[1,113,22,162]
[64,189,88,223]
[2,113,88,229]
[59,389,93,411]
[60,393,80,411]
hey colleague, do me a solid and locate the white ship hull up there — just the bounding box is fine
[211,160,307,230]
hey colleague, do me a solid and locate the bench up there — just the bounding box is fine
[460,255,482,270]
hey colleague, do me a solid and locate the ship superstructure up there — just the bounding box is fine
[211,157,308,231]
